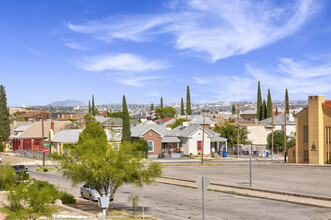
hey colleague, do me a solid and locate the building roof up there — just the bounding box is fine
[17,121,71,139]
[100,118,139,127]
[131,120,169,137]
[52,128,121,143]
[161,136,181,143]
[10,121,32,135]
[9,125,32,139]
[52,129,83,143]
[95,116,108,124]
[241,109,257,115]
[323,100,331,110]
[259,113,295,125]
[162,115,216,127]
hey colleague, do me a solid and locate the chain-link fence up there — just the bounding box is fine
[15,150,43,159]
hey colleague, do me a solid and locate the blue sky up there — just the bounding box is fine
[1,0,331,106]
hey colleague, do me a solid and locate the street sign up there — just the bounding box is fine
[196,176,210,220]
[196,176,210,191]
[43,144,49,147]
[44,147,49,154]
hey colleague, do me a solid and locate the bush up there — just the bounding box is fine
[2,180,59,219]
[0,143,4,152]
[60,190,76,204]
[43,167,48,172]
[0,165,17,190]
[198,152,201,155]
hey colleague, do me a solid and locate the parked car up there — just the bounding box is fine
[0,155,2,163]
[80,183,112,202]
[11,165,29,180]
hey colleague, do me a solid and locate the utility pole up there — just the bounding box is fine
[201,115,205,165]
[284,102,287,163]
[272,104,274,162]
[237,104,240,157]
[42,110,45,167]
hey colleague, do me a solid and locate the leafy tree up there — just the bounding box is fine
[61,121,162,202]
[267,130,289,149]
[160,97,163,108]
[2,180,60,220]
[155,107,176,119]
[228,117,236,123]
[92,95,96,116]
[262,99,266,119]
[231,105,236,114]
[285,89,289,113]
[180,98,185,115]
[257,81,262,120]
[0,165,17,190]
[214,122,251,146]
[150,103,154,112]
[122,95,131,142]
[267,89,273,118]
[168,118,188,129]
[133,139,149,158]
[186,85,192,115]
[0,85,10,143]
[84,113,97,125]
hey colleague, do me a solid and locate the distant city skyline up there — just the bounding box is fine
[1,0,331,106]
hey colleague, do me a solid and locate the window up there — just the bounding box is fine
[168,143,173,150]
[197,141,202,151]
[148,141,154,152]
[303,126,308,144]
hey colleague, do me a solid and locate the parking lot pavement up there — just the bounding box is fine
[27,165,331,220]
[163,161,331,198]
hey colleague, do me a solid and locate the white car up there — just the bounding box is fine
[80,183,112,202]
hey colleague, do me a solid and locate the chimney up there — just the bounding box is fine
[51,121,55,132]
[181,121,189,128]
[70,114,73,119]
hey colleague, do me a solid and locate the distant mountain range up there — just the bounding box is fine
[47,100,86,107]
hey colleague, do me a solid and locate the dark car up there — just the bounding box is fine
[12,165,29,180]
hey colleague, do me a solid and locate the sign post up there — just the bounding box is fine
[196,176,210,220]
[43,144,49,167]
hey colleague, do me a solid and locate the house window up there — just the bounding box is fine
[197,141,202,151]
[148,141,154,152]
[168,143,173,150]
[303,126,308,144]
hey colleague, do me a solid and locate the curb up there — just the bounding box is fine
[56,202,95,218]
[158,177,331,202]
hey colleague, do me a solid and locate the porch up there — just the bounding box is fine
[161,136,182,158]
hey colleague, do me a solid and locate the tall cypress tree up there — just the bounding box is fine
[92,95,95,116]
[232,105,236,114]
[180,98,185,115]
[262,99,267,120]
[275,106,278,115]
[285,89,289,113]
[122,95,131,142]
[267,89,272,118]
[160,97,163,108]
[88,100,91,114]
[0,85,10,144]
[150,103,154,111]
[257,81,262,120]
[186,85,192,115]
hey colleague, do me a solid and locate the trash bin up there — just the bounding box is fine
[266,152,269,157]
[223,152,228,157]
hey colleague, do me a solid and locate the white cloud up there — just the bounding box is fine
[67,0,318,62]
[192,77,210,84]
[117,76,162,87]
[77,53,168,72]
[65,43,89,51]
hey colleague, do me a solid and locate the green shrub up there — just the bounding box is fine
[198,152,201,155]
[0,143,4,152]
[59,190,76,204]
[43,167,48,172]
[0,165,17,190]
[2,180,59,219]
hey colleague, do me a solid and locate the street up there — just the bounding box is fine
[28,164,331,220]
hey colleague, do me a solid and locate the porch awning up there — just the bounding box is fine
[211,136,227,142]
[162,136,181,143]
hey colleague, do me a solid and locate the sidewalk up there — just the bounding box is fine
[156,177,331,208]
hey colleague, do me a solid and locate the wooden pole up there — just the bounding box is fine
[272,104,274,160]
[42,110,45,167]
[201,115,205,165]
[237,104,240,157]
[284,102,287,163]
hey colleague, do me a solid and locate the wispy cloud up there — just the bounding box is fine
[117,76,162,87]
[65,43,89,51]
[77,53,168,72]
[67,0,318,62]
[192,77,210,84]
